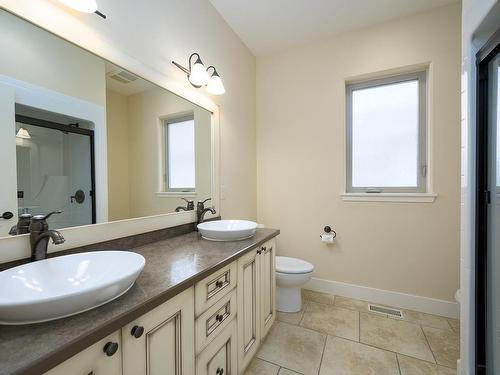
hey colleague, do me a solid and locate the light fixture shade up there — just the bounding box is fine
[58,0,98,13]
[189,60,210,86]
[207,73,225,95]
[16,128,31,139]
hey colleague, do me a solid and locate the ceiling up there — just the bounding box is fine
[209,0,459,56]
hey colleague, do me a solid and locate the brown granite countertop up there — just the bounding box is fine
[0,228,279,375]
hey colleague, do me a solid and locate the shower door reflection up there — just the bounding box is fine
[15,116,95,230]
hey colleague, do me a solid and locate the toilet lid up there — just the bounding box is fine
[276,256,314,274]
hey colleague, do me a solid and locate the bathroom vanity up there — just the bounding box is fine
[0,227,278,375]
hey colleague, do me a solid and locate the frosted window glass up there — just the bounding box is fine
[167,119,195,189]
[351,80,419,187]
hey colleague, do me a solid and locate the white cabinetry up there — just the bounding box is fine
[237,238,276,373]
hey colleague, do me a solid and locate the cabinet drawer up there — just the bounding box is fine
[196,289,236,354]
[195,261,237,316]
[44,331,122,375]
[196,320,237,375]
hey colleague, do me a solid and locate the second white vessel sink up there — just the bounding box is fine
[197,220,258,241]
[0,251,145,325]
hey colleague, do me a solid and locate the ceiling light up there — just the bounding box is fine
[58,0,106,18]
[206,67,225,95]
[16,127,31,139]
[172,53,225,95]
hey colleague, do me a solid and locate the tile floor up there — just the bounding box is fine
[245,290,459,375]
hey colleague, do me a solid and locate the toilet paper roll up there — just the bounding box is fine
[320,234,335,243]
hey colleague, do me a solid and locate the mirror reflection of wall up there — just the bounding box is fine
[0,10,213,237]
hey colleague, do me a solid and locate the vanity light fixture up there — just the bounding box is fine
[206,66,226,95]
[172,53,225,95]
[16,127,31,139]
[58,0,107,19]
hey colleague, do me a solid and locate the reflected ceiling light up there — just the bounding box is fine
[172,53,225,95]
[16,127,31,139]
[206,66,225,95]
[58,0,106,19]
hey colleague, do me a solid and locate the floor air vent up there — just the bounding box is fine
[368,304,404,319]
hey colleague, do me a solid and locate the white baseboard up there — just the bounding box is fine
[305,277,459,319]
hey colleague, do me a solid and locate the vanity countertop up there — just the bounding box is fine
[0,227,279,375]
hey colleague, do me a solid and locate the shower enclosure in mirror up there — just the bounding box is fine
[0,9,214,237]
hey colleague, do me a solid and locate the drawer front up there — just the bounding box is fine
[44,331,122,375]
[196,320,237,375]
[260,238,276,340]
[195,289,236,354]
[195,261,237,316]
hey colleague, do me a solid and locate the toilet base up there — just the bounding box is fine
[276,286,302,312]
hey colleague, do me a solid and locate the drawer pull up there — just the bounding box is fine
[131,325,144,338]
[215,280,223,288]
[216,368,224,375]
[103,341,119,357]
[216,314,223,322]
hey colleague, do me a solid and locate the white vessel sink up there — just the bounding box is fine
[197,220,258,241]
[0,251,145,325]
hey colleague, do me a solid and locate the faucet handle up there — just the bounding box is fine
[181,198,194,210]
[199,198,211,204]
[33,211,63,221]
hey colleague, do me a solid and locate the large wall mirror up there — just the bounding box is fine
[0,10,216,238]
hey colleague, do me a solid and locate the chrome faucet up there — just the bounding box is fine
[197,198,216,224]
[30,211,65,261]
[175,198,195,212]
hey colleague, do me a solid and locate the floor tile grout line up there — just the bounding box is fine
[419,324,438,365]
[316,332,328,375]
[395,353,402,375]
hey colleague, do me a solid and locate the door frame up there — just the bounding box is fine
[475,27,500,375]
[15,114,96,224]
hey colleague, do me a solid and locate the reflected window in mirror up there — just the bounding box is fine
[164,115,196,193]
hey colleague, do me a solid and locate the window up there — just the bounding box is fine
[346,72,427,194]
[164,116,195,192]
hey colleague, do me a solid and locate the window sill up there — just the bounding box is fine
[155,191,196,198]
[341,192,437,203]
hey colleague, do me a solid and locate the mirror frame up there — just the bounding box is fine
[0,4,220,263]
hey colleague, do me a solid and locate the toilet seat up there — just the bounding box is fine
[276,256,314,274]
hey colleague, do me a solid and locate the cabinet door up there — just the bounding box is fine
[196,320,237,375]
[260,239,276,339]
[44,331,122,375]
[237,248,261,373]
[122,287,195,375]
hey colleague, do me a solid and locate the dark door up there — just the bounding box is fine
[476,29,500,375]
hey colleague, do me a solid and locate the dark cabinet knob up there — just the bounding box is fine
[1,212,13,220]
[215,280,223,288]
[216,368,224,375]
[216,314,223,322]
[257,249,261,254]
[103,341,119,357]
[131,325,144,338]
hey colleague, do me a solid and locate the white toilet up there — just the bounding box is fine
[275,256,314,312]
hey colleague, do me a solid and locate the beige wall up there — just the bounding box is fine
[0,10,105,106]
[106,89,130,221]
[257,4,461,301]
[127,88,212,218]
[107,87,212,220]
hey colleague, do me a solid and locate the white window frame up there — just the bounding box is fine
[162,114,196,193]
[345,71,429,197]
